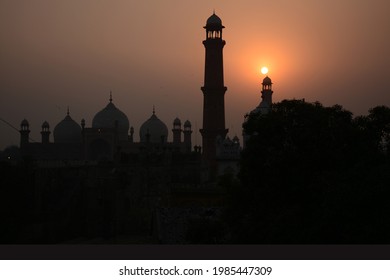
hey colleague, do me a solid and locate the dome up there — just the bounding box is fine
[184,120,191,127]
[206,13,223,26]
[53,113,81,143]
[183,120,192,132]
[92,97,130,141]
[250,100,271,116]
[140,110,168,143]
[263,76,272,85]
[20,119,29,126]
[173,117,181,126]
[42,121,49,128]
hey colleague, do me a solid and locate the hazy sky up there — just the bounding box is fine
[1,0,389,149]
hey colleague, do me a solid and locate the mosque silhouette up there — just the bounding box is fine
[1,13,274,243]
[16,12,272,176]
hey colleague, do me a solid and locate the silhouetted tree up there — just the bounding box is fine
[226,100,390,243]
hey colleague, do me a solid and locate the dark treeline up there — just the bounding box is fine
[1,99,389,244]
[223,100,390,243]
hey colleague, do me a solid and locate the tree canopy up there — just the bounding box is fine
[226,100,390,243]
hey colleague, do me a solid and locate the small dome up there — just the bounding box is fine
[92,97,129,141]
[21,119,29,126]
[173,117,181,126]
[206,13,223,26]
[263,76,272,85]
[184,120,192,127]
[250,100,271,116]
[140,111,168,143]
[53,113,81,143]
[42,121,49,128]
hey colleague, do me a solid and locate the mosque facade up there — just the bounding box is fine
[16,13,257,179]
[14,12,275,179]
[18,94,193,162]
[1,12,276,243]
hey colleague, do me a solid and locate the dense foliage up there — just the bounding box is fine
[226,100,390,243]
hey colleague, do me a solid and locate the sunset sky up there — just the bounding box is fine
[1,0,389,149]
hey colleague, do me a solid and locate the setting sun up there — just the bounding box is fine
[261,66,269,75]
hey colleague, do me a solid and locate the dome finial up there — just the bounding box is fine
[206,12,223,27]
[67,106,70,116]
[153,105,155,115]
[109,90,113,103]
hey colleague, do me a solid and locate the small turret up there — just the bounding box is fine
[41,121,50,144]
[172,117,182,144]
[248,75,274,116]
[260,76,273,112]
[205,12,224,40]
[20,119,30,147]
[183,120,193,153]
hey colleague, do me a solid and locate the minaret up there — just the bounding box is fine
[183,120,193,153]
[259,76,273,113]
[172,118,182,145]
[247,75,274,116]
[243,75,274,148]
[41,121,50,144]
[20,119,30,147]
[200,12,228,167]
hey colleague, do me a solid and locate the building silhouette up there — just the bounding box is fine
[18,98,193,162]
[243,75,274,148]
[0,13,270,243]
[249,76,274,115]
[200,13,229,177]
[16,13,243,179]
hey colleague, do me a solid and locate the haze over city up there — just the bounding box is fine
[1,0,389,149]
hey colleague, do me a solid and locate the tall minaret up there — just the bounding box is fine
[200,12,228,168]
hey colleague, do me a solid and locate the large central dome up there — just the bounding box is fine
[92,95,129,141]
